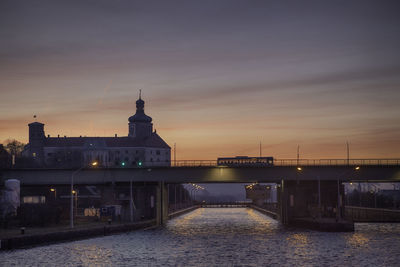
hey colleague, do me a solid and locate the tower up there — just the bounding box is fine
[28,122,45,161]
[128,93,153,138]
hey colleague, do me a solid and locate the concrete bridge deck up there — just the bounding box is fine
[1,164,399,185]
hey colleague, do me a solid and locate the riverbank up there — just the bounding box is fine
[249,205,354,231]
[0,206,201,250]
[292,218,354,232]
[249,204,278,219]
[168,205,200,219]
[0,220,156,250]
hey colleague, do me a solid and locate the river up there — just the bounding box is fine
[2,208,400,266]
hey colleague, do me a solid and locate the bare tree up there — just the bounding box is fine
[4,139,25,156]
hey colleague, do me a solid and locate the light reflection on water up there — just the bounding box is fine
[2,208,400,267]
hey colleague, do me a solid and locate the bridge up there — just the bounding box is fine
[200,202,250,208]
[1,158,399,231]
[1,159,400,185]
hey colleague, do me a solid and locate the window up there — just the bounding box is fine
[32,152,36,157]
[23,196,46,204]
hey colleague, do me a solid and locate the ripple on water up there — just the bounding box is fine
[2,208,400,267]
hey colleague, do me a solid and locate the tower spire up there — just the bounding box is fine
[139,89,142,100]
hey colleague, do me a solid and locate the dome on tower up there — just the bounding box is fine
[128,96,152,123]
[136,98,145,108]
[128,113,152,123]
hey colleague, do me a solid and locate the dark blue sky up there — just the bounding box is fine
[1,0,400,159]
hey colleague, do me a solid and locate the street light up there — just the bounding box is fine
[50,188,57,199]
[189,183,205,204]
[369,184,379,208]
[70,161,98,228]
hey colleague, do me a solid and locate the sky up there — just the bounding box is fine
[1,0,400,160]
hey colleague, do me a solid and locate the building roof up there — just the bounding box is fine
[43,133,170,149]
[28,122,44,126]
[128,97,152,123]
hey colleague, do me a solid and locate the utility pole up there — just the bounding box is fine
[337,179,341,221]
[259,141,262,157]
[174,143,176,166]
[174,184,177,210]
[130,180,134,222]
[346,141,350,165]
[318,176,321,219]
[297,145,300,166]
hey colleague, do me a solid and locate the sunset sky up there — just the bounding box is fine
[1,0,400,159]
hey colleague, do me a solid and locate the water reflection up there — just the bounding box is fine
[346,233,369,247]
[2,208,400,267]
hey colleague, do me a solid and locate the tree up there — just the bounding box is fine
[4,139,25,156]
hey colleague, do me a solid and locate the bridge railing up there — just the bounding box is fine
[273,158,400,166]
[3,158,400,169]
[171,158,400,167]
[172,160,218,167]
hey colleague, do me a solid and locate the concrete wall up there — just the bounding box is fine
[279,180,345,225]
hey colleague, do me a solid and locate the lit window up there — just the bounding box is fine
[32,152,36,157]
[23,196,46,204]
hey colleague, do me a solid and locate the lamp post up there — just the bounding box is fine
[130,179,134,222]
[190,186,199,205]
[370,184,379,208]
[50,188,57,199]
[70,161,97,229]
[337,166,360,220]
[266,186,270,206]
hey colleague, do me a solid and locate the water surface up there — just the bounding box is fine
[2,208,400,266]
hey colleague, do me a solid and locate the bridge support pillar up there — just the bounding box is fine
[278,179,353,231]
[156,181,169,225]
[278,179,288,225]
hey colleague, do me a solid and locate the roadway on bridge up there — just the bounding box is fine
[1,165,400,185]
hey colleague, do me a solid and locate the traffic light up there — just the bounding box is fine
[137,161,142,167]
[121,162,126,167]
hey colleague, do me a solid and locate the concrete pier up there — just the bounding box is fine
[279,179,354,231]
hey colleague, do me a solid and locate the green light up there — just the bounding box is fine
[121,162,125,166]
[138,161,142,166]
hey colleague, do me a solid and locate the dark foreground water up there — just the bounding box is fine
[2,208,400,266]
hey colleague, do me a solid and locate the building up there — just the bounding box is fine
[0,144,11,168]
[22,96,170,168]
